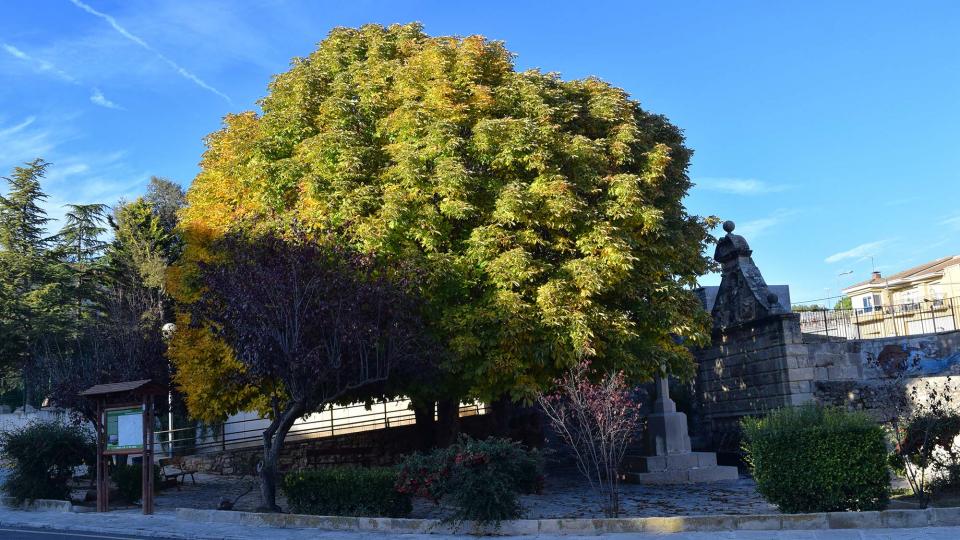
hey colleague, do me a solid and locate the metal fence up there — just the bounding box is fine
[798,296,960,340]
[154,399,487,456]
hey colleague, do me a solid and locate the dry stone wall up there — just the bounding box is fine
[693,312,960,451]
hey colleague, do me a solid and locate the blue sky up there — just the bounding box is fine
[2,1,959,304]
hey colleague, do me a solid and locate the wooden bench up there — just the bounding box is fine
[158,456,197,490]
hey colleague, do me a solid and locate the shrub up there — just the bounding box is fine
[897,411,960,496]
[282,467,411,517]
[537,360,640,517]
[112,464,162,504]
[0,420,94,502]
[396,436,544,526]
[742,404,890,513]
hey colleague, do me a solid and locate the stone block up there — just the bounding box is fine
[827,365,860,380]
[735,514,781,530]
[928,506,960,526]
[880,509,928,528]
[543,518,600,533]
[624,452,720,473]
[679,515,737,531]
[827,511,882,529]
[788,367,816,381]
[688,466,739,482]
[493,519,540,535]
[622,470,690,484]
[779,513,828,530]
[1,497,72,512]
[695,452,718,467]
[598,518,646,533]
[641,516,685,533]
[358,517,437,533]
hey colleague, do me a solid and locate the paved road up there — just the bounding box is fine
[0,527,168,540]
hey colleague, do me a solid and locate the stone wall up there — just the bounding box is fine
[694,312,960,452]
[695,313,806,451]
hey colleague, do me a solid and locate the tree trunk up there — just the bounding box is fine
[411,398,436,450]
[258,402,303,512]
[435,398,460,447]
[490,394,514,437]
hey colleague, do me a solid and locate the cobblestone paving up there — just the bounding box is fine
[151,474,280,513]
[147,468,773,519]
[521,468,777,519]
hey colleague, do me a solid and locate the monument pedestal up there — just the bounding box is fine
[622,375,738,484]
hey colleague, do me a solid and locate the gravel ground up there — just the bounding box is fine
[130,467,774,519]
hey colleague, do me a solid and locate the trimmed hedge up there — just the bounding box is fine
[282,466,411,517]
[742,404,890,513]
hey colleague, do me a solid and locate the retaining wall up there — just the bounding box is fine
[694,312,960,451]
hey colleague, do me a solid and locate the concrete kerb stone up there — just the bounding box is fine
[1,496,73,513]
[174,506,960,535]
[827,511,883,529]
[928,506,960,526]
[735,514,782,530]
[779,512,828,530]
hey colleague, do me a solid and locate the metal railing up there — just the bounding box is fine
[153,399,486,456]
[797,296,960,340]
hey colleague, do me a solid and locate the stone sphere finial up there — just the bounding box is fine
[723,220,736,234]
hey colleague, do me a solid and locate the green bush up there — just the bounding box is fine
[742,404,890,513]
[112,463,162,504]
[0,420,95,502]
[396,436,544,525]
[282,466,412,517]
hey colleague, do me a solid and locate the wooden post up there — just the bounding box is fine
[141,396,148,514]
[96,399,106,512]
[143,395,154,515]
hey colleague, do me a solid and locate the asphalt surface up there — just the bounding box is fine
[0,527,168,540]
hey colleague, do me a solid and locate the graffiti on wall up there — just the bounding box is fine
[869,341,960,376]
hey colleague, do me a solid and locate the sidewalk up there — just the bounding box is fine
[2,506,960,540]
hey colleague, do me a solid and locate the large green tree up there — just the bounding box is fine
[43,180,185,423]
[0,159,70,404]
[173,24,716,424]
[54,203,109,323]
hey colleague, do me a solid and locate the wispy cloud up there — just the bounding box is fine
[4,42,122,110]
[941,215,960,230]
[696,177,789,195]
[90,88,122,110]
[0,116,143,231]
[0,116,57,163]
[68,0,232,104]
[735,217,782,239]
[3,43,77,83]
[825,240,890,264]
[722,209,800,240]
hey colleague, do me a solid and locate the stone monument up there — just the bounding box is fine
[621,221,771,483]
[622,367,739,483]
[711,220,785,329]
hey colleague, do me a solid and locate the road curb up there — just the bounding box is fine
[175,505,960,535]
[1,497,74,513]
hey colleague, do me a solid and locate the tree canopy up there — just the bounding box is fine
[174,23,716,412]
[185,226,428,510]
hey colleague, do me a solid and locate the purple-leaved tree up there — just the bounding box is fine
[190,226,427,511]
[537,360,640,517]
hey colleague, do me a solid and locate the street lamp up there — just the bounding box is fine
[161,322,177,456]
